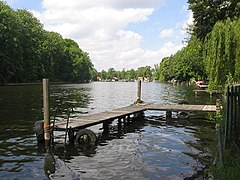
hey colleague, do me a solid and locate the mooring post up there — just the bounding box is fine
[135,78,143,104]
[43,78,50,145]
[216,99,221,112]
[137,78,141,101]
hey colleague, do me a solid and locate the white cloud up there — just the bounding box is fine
[159,28,174,38]
[42,0,164,10]
[180,5,194,36]
[181,11,193,34]
[31,0,187,71]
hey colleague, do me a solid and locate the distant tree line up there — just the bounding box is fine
[92,66,154,81]
[155,0,240,90]
[0,2,93,84]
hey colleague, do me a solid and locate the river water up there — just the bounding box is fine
[0,82,218,179]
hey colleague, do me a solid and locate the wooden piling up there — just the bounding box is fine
[118,118,122,129]
[137,79,141,101]
[135,79,143,104]
[43,78,50,145]
[103,122,109,133]
[216,123,223,166]
[233,86,237,141]
[224,86,230,146]
[166,111,172,119]
[238,86,240,140]
[229,86,234,142]
[216,99,221,112]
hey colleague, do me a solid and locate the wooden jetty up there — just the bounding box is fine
[194,89,222,96]
[54,103,217,130]
[195,84,223,96]
[36,78,219,145]
[197,84,209,89]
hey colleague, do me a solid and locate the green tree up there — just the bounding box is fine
[107,67,116,79]
[203,18,240,90]
[102,70,107,80]
[0,1,94,84]
[15,9,44,82]
[158,36,205,82]
[127,69,136,80]
[233,19,240,81]
[188,0,240,39]
[0,2,21,83]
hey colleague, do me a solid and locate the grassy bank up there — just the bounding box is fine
[209,147,240,179]
[206,109,240,179]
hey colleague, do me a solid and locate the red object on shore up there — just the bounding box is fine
[196,80,204,85]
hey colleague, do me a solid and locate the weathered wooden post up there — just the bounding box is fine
[137,78,141,101]
[216,99,221,112]
[43,78,50,145]
[166,111,172,119]
[216,123,224,166]
[118,118,122,129]
[44,149,55,176]
[103,121,109,134]
[224,86,230,147]
[237,86,240,141]
[229,86,234,142]
[135,78,143,104]
[233,86,237,141]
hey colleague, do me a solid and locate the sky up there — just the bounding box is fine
[4,0,193,71]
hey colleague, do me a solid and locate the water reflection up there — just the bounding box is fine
[50,84,93,116]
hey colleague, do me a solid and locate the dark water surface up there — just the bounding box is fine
[0,82,218,179]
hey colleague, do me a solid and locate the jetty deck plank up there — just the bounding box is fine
[145,104,216,112]
[193,89,222,94]
[54,103,216,130]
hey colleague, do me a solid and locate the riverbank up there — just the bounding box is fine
[206,121,240,179]
[1,81,89,86]
[209,148,240,179]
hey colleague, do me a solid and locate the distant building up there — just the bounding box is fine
[112,77,119,81]
[137,77,151,82]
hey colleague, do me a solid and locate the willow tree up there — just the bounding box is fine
[203,19,237,91]
[233,19,240,81]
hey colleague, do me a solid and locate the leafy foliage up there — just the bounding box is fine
[157,1,240,88]
[96,66,154,81]
[156,36,205,82]
[0,2,93,84]
[203,19,240,90]
[188,0,240,39]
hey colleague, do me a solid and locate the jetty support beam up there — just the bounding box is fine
[103,121,110,133]
[166,111,172,119]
